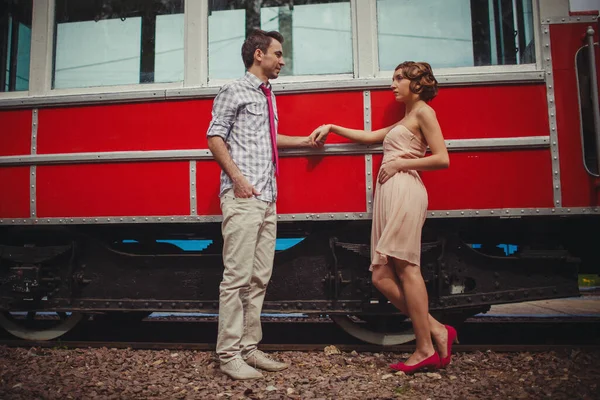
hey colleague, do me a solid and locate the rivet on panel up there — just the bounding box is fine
[132,218,136,221]
[359,214,363,217]
[475,211,479,215]
[461,212,464,215]
[490,210,494,214]
[158,218,161,221]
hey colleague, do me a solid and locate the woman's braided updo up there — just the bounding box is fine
[395,61,439,102]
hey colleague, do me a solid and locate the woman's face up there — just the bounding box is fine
[390,70,412,102]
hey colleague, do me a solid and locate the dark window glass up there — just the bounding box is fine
[53,0,184,89]
[1,0,32,92]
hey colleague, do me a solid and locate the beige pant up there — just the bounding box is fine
[216,190,277,363]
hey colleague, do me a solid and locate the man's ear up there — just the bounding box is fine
[254,48,263,63]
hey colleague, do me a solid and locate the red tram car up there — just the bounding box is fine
[0,0,598,343]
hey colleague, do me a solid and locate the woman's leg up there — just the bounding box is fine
[371,263,449,359]
[392,258,435,365]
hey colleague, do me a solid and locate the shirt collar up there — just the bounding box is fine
[244,71,271,90]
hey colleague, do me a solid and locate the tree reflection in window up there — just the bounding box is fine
[377,0,536,71]
[208,0,353,79]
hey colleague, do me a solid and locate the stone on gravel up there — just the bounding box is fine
[323,345,341,355]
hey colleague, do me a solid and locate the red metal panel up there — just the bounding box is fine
[0,110,31,156]
[276,91,363,144]
[551,24,600,207]
[36,162,190,217]
[278,155,366,213]
[373,150,553,210]
[195,161,222,215]
[371,85,549,139]
[0,167,30,218]
[37,100,213,154]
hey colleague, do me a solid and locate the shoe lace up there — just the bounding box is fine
[253,350,276,362]
[228,358,245,371]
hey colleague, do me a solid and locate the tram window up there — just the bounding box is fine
[53,0,184,89]
[0,0,32,92]
[377,0,536,71]
[208,0,353,80]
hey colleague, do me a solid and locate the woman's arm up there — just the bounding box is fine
[310,123,398,145]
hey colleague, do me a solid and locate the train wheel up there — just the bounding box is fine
[0,311,85,340]
[331,315,415,345]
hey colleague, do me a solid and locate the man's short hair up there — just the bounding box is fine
[241,29,284,69]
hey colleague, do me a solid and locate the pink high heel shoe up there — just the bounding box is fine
[438,325,458,368]
[389,352,440,374]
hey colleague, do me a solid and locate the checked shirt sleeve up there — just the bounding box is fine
[207,85,238,140]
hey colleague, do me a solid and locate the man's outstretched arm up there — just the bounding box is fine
[277,133,324,149]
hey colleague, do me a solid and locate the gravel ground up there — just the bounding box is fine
[1,346,599,399]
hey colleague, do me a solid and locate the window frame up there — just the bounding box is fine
[0,0,545,106]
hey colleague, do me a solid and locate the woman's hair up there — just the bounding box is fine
[395,61,439,102]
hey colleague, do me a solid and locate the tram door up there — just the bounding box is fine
[576,23,600,207]
[556,20,600,208]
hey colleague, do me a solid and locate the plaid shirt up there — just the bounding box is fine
[207,72,278,203]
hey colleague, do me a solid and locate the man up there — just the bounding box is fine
[207,29,320,380]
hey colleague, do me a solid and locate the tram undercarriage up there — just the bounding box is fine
[0,217,585,343]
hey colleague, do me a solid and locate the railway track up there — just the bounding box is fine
[1,316,598,351]
[1,340,599,353]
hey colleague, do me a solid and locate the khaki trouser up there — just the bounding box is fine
[216,190,277,363]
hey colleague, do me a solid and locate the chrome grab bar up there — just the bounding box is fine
[585,26,600,178]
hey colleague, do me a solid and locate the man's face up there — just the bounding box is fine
[257,39,285,79]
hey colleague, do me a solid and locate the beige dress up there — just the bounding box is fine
[370,124,428,270]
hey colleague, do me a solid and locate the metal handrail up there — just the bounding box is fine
[585,26,600,177]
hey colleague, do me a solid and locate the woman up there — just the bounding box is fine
[309,61,457,373]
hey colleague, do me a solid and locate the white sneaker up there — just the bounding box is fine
[220,358,263,380]
[244,350,289,372]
